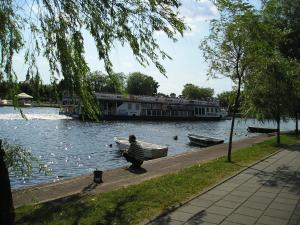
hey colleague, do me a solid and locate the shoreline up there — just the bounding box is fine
[12,133,274,208]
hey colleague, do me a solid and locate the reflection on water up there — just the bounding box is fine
[0,106,297,189]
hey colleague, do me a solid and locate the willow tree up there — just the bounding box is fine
[200,0,257,162]
[1,0,187,118]
[0,1,187,224]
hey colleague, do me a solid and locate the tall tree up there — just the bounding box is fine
[241,0,300,143]
[264,0,300,135]
[200,0,256,162]
[182,83,214,100]
[127,72,159,96]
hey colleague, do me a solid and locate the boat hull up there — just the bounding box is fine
[114,137,168,159]
[188,134,224,147]
[100,115,223,121]
[247,127,278,133]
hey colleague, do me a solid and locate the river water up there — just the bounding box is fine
[0,107,297,189]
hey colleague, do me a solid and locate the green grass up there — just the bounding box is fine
[15,135,299,225]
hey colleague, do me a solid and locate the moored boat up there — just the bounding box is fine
[188,134,224,147]
[60,92,228,121]
[247,126,277,133]
[114,137,168,159]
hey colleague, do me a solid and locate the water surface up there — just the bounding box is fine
[0,107,296,189]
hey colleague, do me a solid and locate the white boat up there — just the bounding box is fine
[114,137,168,159]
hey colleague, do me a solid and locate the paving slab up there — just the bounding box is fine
[206,206,235,216]
[234,206,263,218]
[226,213,257,225]
[178,204,206,214]
[257,215,288,225]
[145,143,300,225]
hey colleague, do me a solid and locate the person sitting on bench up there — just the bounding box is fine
[122,135,144,169]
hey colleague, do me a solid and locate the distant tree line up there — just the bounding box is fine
[1,69,238,112]
[0,77,60,103]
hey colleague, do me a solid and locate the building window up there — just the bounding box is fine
[128,103,132,110]
[207,108,209,112]
[202,108,205,115]
[136,104,139,110]
[211,108,214,113]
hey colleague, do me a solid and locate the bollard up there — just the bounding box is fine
[93,169,103,184]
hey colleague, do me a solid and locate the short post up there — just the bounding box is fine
[93,169,103,184]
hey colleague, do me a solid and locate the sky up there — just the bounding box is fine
[14,0,260,96]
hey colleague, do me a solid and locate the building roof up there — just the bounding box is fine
[17,92,33,99]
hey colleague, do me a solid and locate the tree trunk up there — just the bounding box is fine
[295,113,299,136]
[228,77,242,162]
[276,116,281,145]
[0,140,15,225]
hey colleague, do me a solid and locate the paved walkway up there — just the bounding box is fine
[13,134,272,207]
[145,144,300,225]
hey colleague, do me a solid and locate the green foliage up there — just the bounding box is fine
[243,59,294,120]
[217,90,245,114]
[263,0,300,59]
[200,0,256,82]
[88,71,125,94]
[0,79,61,103]
[241,0,300,124]
[127,72,159,96]
[3,141,49,178]
[262,0,300,124]
[0,0,187,119]
[217,90,235,110]
[15,135,298,225]
[182,83,214,100]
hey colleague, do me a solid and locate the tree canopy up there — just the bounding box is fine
[126,72,159,96]
[88,71,126,94]
[241,0,300,141]
[217,90,238,113]
[181,83,214,100]
[0,0,187,119]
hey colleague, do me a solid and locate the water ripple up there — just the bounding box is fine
[0,106,297,189]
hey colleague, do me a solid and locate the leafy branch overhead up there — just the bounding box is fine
[0,0,187,119]
[2,140,49,178]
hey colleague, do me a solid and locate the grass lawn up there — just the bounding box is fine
[16,134,299,225]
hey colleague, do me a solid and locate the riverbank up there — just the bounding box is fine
[13,134,273,207]
[14,134,299,225]
[0,102,60,108]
